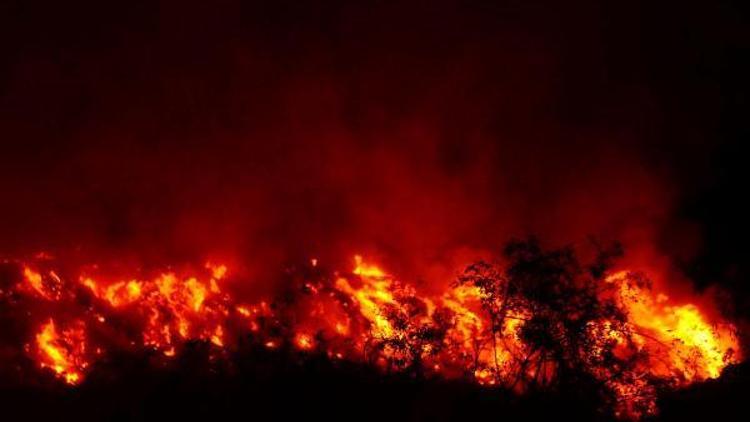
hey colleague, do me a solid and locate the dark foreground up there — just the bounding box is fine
[1,343,747,422]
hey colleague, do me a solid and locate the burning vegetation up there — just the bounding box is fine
[0,239,741,419]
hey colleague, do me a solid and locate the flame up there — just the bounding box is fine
[206,262,228,280]
[23,267,62,300]
[335,257,397,338]
[295,333,314,350]
[78,268,229,354]
[609,271,739,382]
[4,253,742,419]
[23,267,45,296]
[34,319,88,385]
[353,255,386,278]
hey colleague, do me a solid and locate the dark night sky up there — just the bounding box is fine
[1,0,748,311]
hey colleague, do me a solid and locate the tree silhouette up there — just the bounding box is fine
[456,237,658,416]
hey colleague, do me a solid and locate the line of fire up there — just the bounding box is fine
[0,238,741,419]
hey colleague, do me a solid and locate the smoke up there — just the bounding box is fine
[0,1,723,298]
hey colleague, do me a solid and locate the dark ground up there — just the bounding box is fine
[1,343,748,421]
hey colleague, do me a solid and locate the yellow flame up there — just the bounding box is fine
[35,320,86,385]
[295,333,314,350]
[612,272,739,382]
[23,267,52,299]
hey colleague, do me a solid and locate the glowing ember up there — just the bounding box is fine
[295,333,314,350]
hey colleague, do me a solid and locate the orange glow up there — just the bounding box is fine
[295,333,314,350]
[8,254,742,419]
[352,255,385,278]
[23,266,60,300]
[24,267,45,296]
[609,271,739,382]
[206,263,228,280]
[211,326,224,347]
[335,256,399,339]
[78,267,231,355]
[34,319,88,385]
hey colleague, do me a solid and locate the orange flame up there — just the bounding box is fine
[7,254,742,419]
[608,271,739,382]
[34,319,88,385]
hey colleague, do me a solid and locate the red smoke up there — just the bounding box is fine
[0,3,707,294]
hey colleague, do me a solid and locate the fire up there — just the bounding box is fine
[335,258,397,338]
[295,333,314,350]
[23,267,45,297]
[23,267,62,300]
[2,245,743,419]
[353,255,386,278]
[78,268,230,354]
[81,278,143,307]
[34,319,88,385]
[609,271,739,382]
[206,262,228,280]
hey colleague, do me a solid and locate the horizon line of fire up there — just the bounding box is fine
[0,253,741,419]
